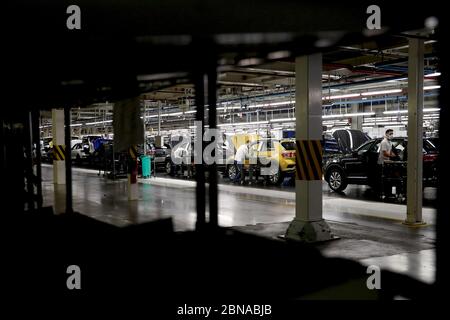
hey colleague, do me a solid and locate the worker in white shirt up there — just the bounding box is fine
[376,129,395,196]
[378,129,395,165]
[234,138,250,184]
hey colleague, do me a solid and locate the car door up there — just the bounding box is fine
[341,140,375,180]
[245,141,261,166]
[154,146,166,164]
[71,143,81,159]
[365,139,382,173]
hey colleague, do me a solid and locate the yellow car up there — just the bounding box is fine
[226,138,296,185]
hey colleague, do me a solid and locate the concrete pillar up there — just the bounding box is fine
[351,104,362,130]
[52,109,65,184]
[405,38,425,225]
[285,53,333,242]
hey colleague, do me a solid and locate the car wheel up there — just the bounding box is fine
[327,168,347,192]
[269,167,284,185]
[165,161,173,175]
[227,164,237,181]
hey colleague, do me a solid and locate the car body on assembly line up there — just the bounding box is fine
[323,137,439,192]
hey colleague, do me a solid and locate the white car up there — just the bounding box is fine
[71,143,88,162]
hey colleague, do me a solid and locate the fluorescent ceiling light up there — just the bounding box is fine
[322,112,375,119]
[267,50,291,60]
[70,124,83,127]
[248,101,293,108]
[361,89,402,96]
[85,120,113,125]
[188,125,210,129]
[363,121,407,126]
[383,108,440,115]
[424,85,441,90]
[425,72,441,77]
[323,121,349,125]
[218,120,269,127]
[383,110,408,115]
[387,78,407,82]
[269,118,296,123]
[323,93,360,100]
[217,106,242,111]
[423,116,440,120]
[165,112,183,116]
[237,58,264,67]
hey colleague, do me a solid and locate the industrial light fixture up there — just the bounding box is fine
[85,120,113,125]
[363,121,408,126]
[217,106,242,111]
[323,93,360,100]
[387,78,408,82]
[267,50,291,60]
[323,121,349,125]
[322,112,375,119]
[361,89,402,96]
[217,120,269,127]
[383,110,408,115]
[424,85,441,90]
[269,118,296,123]
[248,101,293,108]
[423,108,440,112]
[383,108,441,115]
[425,72,441,77]
[188,125,210,129]
[164,112,183,116]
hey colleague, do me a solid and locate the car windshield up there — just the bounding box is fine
[424,139,438,153]
[281,141,296,150]
[356,140,374,152]
[258,140,277,151]
[425,138,439,151]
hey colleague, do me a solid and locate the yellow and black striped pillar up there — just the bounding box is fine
[128,145,138,161]
[285,53,333,243]
[53,145,66,161]
[52,108,66,185]
[294,140,322,181]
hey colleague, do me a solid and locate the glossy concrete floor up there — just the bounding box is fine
[41,165,436,284]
